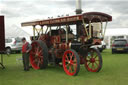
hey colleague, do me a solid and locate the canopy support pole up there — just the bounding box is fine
[41,25,43,34]
[103,21,108,39]
[82,19,89,38]
[33,25,36,40]
[89,21,92,38]
[66,25,68,43]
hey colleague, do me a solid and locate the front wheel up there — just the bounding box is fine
[62,49,80,76]
[84,48,102,72]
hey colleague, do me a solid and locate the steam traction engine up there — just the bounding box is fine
[21,12,112,76]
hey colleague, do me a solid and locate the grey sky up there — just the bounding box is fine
[0,0,128,36]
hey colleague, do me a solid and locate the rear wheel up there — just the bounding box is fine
[30,40,48,69]
[62,49,80,76]
[84,48,102,72]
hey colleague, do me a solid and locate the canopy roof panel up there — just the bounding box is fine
[21,12,112,27]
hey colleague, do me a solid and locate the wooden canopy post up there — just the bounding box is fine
[66,25,69,43]
[33,25,36,40]
[41,25,43,34]
[103,21,108,38]
[89,21,92,39]
[82,19,89,38]
[49,26,51,36]
[101,22,103,37]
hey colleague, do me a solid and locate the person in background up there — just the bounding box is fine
[22,37,32,71]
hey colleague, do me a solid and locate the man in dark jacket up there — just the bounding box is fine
[22,37,32,71]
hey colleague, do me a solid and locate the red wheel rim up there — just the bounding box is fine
[30,42,43,69]
[63,50,77,76]
[85,49,101,72]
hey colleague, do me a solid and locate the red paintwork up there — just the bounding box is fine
[22,42,29,53]
[63,50,78,76]
[30,41,43,69]
[51,36,61,44]
[53,43,70,58]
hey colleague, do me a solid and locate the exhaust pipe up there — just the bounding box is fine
[75,0,82,14]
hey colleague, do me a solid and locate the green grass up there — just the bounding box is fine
[0,49,128,85]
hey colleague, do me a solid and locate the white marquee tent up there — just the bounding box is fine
[105,28,128,36]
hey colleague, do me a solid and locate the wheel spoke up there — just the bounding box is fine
[70,53,73,61]
[92,63,95,70]
[94,54,98,59]
[35,47,38,53]
[35,47,40,55]
[33,55,38,59]
[69,65,72,73]
[94,62,99,67]
[37,58,42,67]
[38,57,43,63]
[37,61,40,67]
[38,50,42,56]
[39,55,43,58]
[65,60,69,62]
[87,56,91,60]
[87,62,91,66]
[66,63,70,67]
[85,58,90,62]
[30,51,35,55]
[32,58,38,63]
[66,55,69,61]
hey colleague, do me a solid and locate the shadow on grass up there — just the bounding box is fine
[40,65,104,77]
[0,52,113,78]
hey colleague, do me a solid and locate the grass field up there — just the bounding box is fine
[0,49,128,85]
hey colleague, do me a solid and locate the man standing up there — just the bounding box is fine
[22,37,32,71]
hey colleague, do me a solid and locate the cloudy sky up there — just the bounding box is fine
[0,0,128,36]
